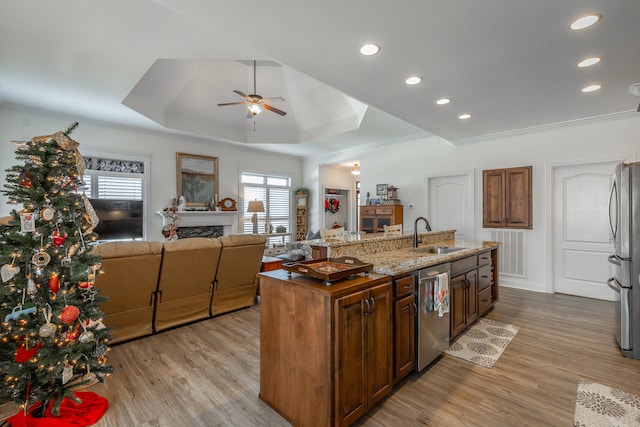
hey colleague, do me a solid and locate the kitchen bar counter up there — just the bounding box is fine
[299,229,499,276]
[359,240,500,276]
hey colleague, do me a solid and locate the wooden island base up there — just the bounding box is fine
[259,269,393,427]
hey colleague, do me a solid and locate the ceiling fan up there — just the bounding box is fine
[218,60,287,118]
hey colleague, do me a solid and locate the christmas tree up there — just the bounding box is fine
[0,123,113,419]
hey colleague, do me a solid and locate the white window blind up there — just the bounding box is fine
[241,173,291,245]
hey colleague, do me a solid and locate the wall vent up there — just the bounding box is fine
[490,230,526,277]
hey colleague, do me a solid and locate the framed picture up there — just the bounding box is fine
[376,184,388,196]
[176,153,219,208]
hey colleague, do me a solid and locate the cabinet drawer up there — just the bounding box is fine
[361,207,377,215]
[478,251,491,267]
[478,265,492,291]
[394,275,415,297]
[478,287,492,315]
[451,255,477,276]
[376,207,393,215]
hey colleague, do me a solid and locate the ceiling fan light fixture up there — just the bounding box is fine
[360,44,380,56]
[248,104,263,115]
[570,14,601,30]
[351,163,360,176]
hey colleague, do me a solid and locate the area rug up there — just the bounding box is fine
[574,379,640,426]
[444,318,519,368]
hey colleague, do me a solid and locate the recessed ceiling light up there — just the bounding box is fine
[577,57,601,68]
[570,14,601,30]
[436,98,451,105]
[582,84,602,93]
[405,76,422,85]
[458,113,471,120]
[360,44,380,56]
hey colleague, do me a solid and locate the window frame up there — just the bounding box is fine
[81,149,150,240]
[240,171,292,247]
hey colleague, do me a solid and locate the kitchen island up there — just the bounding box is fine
[260,231,500,426]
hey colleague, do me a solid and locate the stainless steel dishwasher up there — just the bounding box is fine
[417,263,451,371]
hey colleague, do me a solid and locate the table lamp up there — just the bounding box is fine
[247,200,265,234]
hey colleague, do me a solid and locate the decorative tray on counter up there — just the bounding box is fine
[282,256,373,285]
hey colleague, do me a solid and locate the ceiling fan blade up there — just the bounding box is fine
[263,104,287,116]
[218,101,248,106]
[233,90,250,99]
[262,97,285,103]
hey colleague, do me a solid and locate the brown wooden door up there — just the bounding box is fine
[335,291,367,426]
[450,274,467,338]
[366,284,393,406]
[483,169,505,227]
[394,294,415,382]
[465,269,479,325]
[505,166,532,228]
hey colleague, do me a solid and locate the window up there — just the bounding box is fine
[241,172,292,247]
[83,156,147,240]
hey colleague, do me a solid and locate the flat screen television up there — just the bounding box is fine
[90,199,143,241]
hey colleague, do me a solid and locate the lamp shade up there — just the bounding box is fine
[247,200,265,213]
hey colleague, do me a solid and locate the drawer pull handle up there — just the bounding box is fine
[403,284,412,289]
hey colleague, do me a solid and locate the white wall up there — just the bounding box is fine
[0,104,303,240]
[305,114,640,292]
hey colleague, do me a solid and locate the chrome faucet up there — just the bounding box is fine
[413,216,432,248]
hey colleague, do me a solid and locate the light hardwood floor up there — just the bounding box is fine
[2,287,639,426]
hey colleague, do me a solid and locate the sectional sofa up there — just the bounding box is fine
[92,234,266,344]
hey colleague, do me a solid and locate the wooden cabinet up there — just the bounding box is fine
[360,205,403,233]
[336,283,393,426]
[295,194,308,241]
[392,274,416,384]
[450,249,499,338]
[450,255,480,338]
[483,166,532,229]
[259,271,392,427]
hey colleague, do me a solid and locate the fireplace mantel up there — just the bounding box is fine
[156,211,237,236]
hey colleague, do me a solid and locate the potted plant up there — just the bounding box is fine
[295,187,310,195]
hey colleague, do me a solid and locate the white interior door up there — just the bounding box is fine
[553,161,616,300]
[427,172,474,242]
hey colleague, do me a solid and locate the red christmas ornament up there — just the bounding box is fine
[61,305,80,323]
[51,230,67,247]
[78,281,92,289]
[65,325,80,341]
[48,274,60,293]
[15,341,43,363]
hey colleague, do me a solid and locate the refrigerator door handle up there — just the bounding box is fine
[607,277,620,292]
[608,254,621,266]
[608,179,618,241]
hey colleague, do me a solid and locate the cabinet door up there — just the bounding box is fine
[505,166,532,228]
[465,269,479,325]
[376,215,392,231]
[394,294,415,382]
[335,291,368,426]
[361,216,375,233]
[450,274,467,338]
[483,169,505,227]
[367,284,393,406]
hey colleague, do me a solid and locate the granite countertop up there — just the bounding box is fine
[356,240,500,277]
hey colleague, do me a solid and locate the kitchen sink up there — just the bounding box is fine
[414,246,462,254]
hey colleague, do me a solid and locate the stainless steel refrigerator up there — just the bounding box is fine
[608,161,640,359]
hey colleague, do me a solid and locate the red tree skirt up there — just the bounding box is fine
[8,392,109,427]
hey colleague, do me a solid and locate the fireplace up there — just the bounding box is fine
[157,211,237,239]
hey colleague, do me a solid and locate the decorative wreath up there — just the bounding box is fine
[325,197,340,214]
